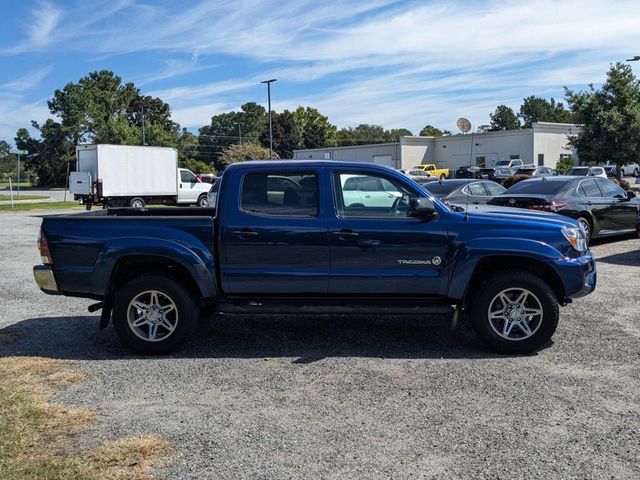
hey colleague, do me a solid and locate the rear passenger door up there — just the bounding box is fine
[219,169,329,294]
[577,179,610,230]
[595,178,638,231]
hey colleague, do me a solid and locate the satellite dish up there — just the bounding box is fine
[457,117,471,133]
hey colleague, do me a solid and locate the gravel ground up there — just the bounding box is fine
[1,209,639,479]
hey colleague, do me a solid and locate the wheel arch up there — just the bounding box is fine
[464,255,566,305]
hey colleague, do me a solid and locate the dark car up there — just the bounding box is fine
[454,165,480,178]
[488,176,639,242]
[423,179,506,207]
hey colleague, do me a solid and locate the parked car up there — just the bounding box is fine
[406,169,439,185]
[487,176,640,242]
[423,179,506,207]
[34,161,596,355]
[412,164,450,180]
[493,159,525,169]
[514,166,558,177]
[494,166,518,183]
[197,173,217,183]
[207,175,222,208]
[454,165,480,178]
[564,166,608,178]
[621,162,640,177]
[602,165,618,178]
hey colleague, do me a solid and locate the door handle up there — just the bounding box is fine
[364,194,371,198]
[585,201,592,205]
[472,200,480,205]
[232,230,259,237]
[332,230,359,238]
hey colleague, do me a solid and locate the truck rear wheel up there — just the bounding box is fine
[112,274,199,354]
[129,197,145,208]
[468,272,559,354]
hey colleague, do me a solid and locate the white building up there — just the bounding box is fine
[293,122,580,171]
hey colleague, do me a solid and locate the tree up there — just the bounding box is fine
[489,105,521,131]
[565,63,640,172]
[418,125,449,136]
[262,110,303,158]
[218,142,278,170]
[294,106,337,149]
[519,96,574,128]
[336,124,387,146]
[387,128,413,140]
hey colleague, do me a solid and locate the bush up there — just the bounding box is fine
[556,157,574,173]
[502,174,531,189]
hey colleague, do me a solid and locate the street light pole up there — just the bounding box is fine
[260,79,277,159]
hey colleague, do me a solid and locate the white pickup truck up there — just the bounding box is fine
[70,144,212,208]
[621,163,640,177]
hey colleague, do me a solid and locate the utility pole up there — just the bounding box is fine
[260,79,277,158]
[234,122,242,144]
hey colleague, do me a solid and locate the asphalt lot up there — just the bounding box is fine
[1,209,639,479]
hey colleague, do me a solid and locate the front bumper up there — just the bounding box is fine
[551,251,597,301]
[33,265,60,295]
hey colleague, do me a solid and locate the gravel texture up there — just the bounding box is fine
[1,209,639,479]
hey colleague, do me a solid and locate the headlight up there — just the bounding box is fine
[561,225,588,253]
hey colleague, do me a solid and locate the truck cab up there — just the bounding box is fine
[177,168,211,206]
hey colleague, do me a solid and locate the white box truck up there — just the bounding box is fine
[69,144,212,208]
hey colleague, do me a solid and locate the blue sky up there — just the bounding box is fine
[1,0,639,144]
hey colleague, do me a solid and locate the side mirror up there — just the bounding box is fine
[408,197,437,220]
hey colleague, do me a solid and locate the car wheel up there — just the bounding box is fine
[129,197,145,208]
[197,194,208,207]
[469,272,559,354]
[577,216,592,244]
[112,274,199,354]
[635,168,639,177]
[440,173,447,181]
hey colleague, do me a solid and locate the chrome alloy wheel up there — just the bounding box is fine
[487,288,543,341]
[127,290,179,342]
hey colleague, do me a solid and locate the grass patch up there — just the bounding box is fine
[0,201,81,212]
[0,356,171,480]
[0,182,32,188]
[0,194,49,201]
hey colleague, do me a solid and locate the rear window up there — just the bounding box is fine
[241,172,318,217]
[505,180,570,194]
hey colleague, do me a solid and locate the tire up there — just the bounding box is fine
[577,216,592,244]
[197,194,208,207]
[634,169,639,178]
[468,272,559,354]
[130,197,145,208]
[440,173,447,181]
[112,274,199,354]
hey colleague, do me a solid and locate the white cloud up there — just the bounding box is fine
[27,1,62,46]
[0,65,53,92]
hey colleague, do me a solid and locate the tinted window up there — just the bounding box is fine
[494,160,509,166]
[578,179,602,197]
[566,167,588,176]
[357,176,382,191]
[596,179,626,198]
[180,170,197,183]
[241,172,318,217]
[505,180,570,194]
[483,182,506,196]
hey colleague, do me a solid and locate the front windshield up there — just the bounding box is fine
[494,160,509,166]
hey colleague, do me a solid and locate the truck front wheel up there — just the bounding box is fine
[112,274,199,354]
[468,272,559,354]
[197,194,208,207]
[129,197,145,208]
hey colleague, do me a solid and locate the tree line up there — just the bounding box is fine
[2,63,639,186]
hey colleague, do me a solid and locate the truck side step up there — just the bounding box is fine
[216,301,453,316]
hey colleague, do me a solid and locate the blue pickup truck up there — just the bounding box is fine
[34,161,596,355]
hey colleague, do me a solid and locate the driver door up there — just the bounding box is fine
[328,170,451,296]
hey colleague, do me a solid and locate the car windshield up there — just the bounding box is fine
[504,180,570,194]
[566,168,588,175]
[494,160,510,166]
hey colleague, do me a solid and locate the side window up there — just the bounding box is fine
[465,183,486,196]
[596,179,626,198]
[334,172,416,218]
[482,182,505,196]
[241,172,318,217]
[180,170,197,183]
[579,179,602,197]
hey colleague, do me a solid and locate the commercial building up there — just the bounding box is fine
[293,122,580,172]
